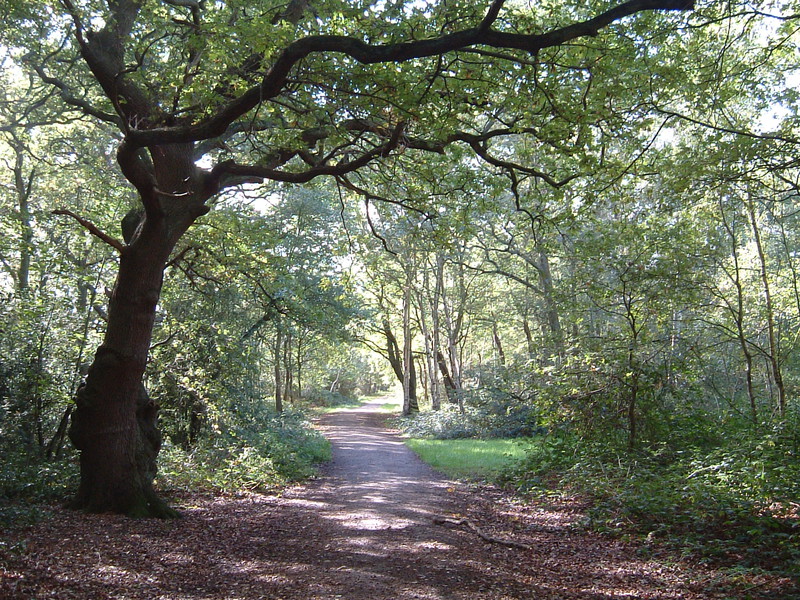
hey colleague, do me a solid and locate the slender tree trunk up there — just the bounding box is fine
[438,253,465,412]
[402,265,419,414]
[628,366,639,450]
[295,334,304,400]
[622,284,640,450]
[46,406,73,460]
[770,204,800,323]
[429,255,446,408]
[436,350,457,403]
[423,332,440,410]
[383,317,404,383]
[536,250,564,356]
[719,199,758,421]
[283,329,293,404]
[416,274,440,410]
[10,134,34,293]
[522,317,535,358]
[492,320,506,366]
[746,195,786,417]
[274,325,284,413]
[33,323,50,450]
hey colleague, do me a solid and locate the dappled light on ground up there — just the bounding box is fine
[1,400,794,599]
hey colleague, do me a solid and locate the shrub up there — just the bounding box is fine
[505,427,800,576]
[158,409,331,493]
[398,388,540,440]
[0,446,79,529]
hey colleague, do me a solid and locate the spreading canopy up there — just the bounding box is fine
[3,0,694,215]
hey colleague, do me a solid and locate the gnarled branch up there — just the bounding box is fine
[52,209,125,253]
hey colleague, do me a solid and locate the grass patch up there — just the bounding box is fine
[405,438,530,480]
[375,398,402,413]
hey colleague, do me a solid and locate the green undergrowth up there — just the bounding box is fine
[1,409,330,529]
[0,449,78,529]
[399,402,540,439]
[503,429,800,577]
[305,389,365,412]
[158,409,331,494]
[405,438,530,480]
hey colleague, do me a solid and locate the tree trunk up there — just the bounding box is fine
[68,141,205,517]
[381,313,418,414]
[406,356,419,414]
[522,317,535,359]
[68,234,178,517]
[283,328,293,404]
[416,269,440,410]
[7,133,35,293]
[492,320,506,366]
[275,325,284,413]
[718,199,758,421]
[436,350,457,404]
[295,333,304,400]
[438,253,465,412]
[402,266,419,415]
[537,250,564,357]
[747,195,786,417]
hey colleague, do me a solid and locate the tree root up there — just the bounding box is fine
[432,516,531,550]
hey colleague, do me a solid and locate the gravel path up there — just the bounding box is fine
[274,401,534,599]
[1,400,794,599]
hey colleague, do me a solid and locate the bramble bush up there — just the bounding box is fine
[0,446,79,529]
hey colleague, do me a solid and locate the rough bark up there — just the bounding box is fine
[68,220,179,517]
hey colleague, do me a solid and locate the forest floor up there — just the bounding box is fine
[1,400,797,599]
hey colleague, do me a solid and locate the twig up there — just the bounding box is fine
[52,209,125,252]
[433,516,531,550]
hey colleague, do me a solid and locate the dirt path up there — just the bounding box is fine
[1,402,793,599]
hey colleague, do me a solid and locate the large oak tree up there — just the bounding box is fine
[1,0,693,516]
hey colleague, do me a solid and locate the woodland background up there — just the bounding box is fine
[0,0,799,578]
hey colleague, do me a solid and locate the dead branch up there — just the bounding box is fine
[433,516,531,550]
